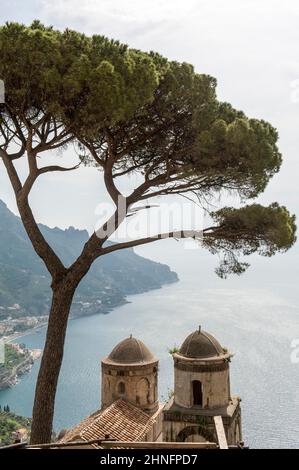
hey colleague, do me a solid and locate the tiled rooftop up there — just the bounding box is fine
[59,399,157,448]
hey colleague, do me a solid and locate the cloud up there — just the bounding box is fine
[1,0,299,232]
[41,0,199,23]
[40,0,200,40]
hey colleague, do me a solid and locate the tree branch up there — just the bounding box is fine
[0,150,67,281]
[104,164,123,205]
[22,162,82,198]
[101,229,204,255]
[16,194,68,282]
[0,149,23,193]
[38,162,82,175]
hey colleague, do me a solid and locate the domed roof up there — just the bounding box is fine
[179,327,224,359]
[106,335,156,365]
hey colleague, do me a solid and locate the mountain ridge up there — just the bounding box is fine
[0,200,178,320]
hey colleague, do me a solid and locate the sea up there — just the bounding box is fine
[0,241,298,449]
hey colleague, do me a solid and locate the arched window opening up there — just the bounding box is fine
[136,378,150,406]
[192,380,203,406]
[118,381,125,395]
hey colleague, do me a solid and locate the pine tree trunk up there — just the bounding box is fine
[29,283,76,444]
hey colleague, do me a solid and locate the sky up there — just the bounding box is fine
[0,0,299,273]
[1,4,299,444]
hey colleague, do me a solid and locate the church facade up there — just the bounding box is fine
[59,327,242,447]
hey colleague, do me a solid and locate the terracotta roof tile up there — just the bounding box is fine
[60,400,157,448]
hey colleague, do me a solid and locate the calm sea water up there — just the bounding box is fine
[0,245,299,449]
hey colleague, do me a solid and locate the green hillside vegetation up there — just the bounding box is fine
[0,344,28,372]
[0,200,178,319]
[0,410,30,446]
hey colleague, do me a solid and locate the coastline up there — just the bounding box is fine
[0,345,42,390]
[2,276,179,345]
[0,277,179,390]
[4,322,48,344]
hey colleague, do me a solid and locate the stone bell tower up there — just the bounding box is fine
[101,335,159,414]
[163,326,242,445]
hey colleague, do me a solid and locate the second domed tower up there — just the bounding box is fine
[101,335,159,414]
[163,326,242,445]
[173,326,232,409]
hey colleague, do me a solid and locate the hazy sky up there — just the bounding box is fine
[0,0,299,270]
